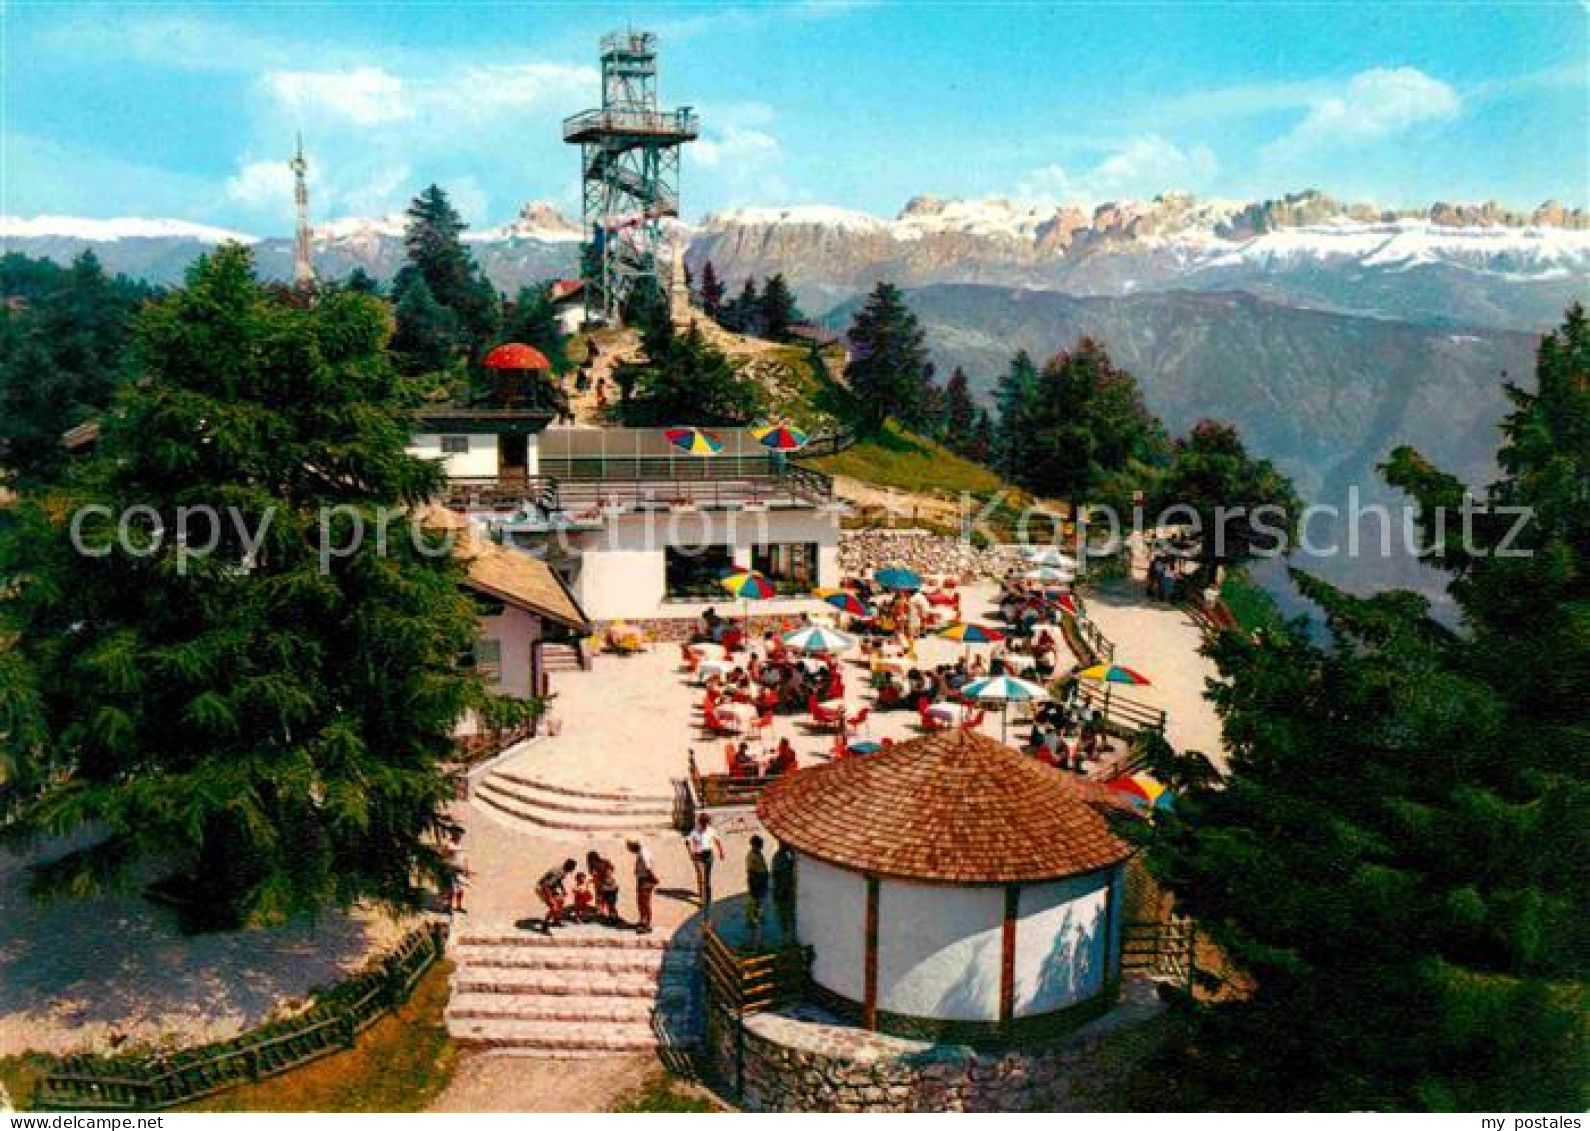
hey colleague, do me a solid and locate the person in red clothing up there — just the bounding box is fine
[767,737,800,777]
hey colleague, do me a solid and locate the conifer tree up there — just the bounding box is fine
[501,284,569,374]
[394,185,500,360]
[0,246,511,931]
[842,282,931,434]
[390,276,459,377]
[942,367,979,448]
[994,349,1039,478]
[698,259,725,318]
[758,273,802,342]
[1144,306,1590,1110]
[620,324,762,426]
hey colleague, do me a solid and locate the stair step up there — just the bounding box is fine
[450,945,693,974]
[455,929,694,951]
[446,991,695,1024]
[447,1018,699,1053]
[451,969,695,998]
[492,771,673,805]
[474,785,676,833]
[479,776,673,817]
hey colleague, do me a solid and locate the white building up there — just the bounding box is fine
[409,415,842,622]
[757,729,1134,1041]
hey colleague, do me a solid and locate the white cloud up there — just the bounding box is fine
[1019,136,1219,205]
[266,68,412,127]
[224,160,298,219]
[1267,67,1461,160]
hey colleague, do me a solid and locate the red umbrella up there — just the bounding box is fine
[483,342,551,371]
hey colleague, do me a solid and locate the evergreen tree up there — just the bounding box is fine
[0,251,151,486]
[620,324,763,427]
[942,367,979,449]
[758,273,802,342]
[1015,338,1168,503]
[994,349,1039,478]
[967,407,997,465]
[390,276,459,377]
[1144,307,1590,1110]
[343,267,382,295]
[0,246,514,930]
[719,278,760,335]
[698,259,725,318]
[500,284,569,374]
[396,185,500,358]
[1149,419,1301,581]
[843,282,931,435]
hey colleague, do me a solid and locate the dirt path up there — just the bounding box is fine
[428,1051,663,1112]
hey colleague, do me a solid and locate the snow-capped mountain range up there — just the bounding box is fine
[3,190,1586,330]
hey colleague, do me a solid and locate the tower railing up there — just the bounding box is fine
[563,107,699,142]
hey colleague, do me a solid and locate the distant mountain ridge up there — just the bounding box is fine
[4,188,1586,330]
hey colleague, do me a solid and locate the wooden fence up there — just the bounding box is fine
[33,923,446,1112]
[700,926,812,1017]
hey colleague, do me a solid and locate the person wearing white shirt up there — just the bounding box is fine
[686,813,726,911]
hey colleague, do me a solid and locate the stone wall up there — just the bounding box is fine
[705,986,1165,1113]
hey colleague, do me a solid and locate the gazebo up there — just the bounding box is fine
[757,729,1134,1041]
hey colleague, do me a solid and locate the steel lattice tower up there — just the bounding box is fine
[563,31,697,324]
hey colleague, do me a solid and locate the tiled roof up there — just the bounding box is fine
[757,729,1134,884]
[420,506,590,630]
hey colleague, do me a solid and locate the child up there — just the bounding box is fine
[571,871,595,922]
[537,859,577,932]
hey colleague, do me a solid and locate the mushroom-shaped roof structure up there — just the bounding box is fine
[483,342,552,370]
[758,728,1133,884]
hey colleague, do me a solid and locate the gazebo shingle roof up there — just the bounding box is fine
[757,729,1134,885]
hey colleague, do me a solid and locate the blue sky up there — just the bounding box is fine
[2,1,1585,232]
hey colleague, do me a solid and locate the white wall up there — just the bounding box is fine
[407,433,540,479]
[878,880,1004,1021]
[485,604,541,698]
[1012,867,1119,1017]
[796,855,867,1006]
[566,507,841,620]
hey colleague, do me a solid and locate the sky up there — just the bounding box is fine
[2,1,1585,233]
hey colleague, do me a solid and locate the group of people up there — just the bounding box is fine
[536,840,661,935]
[727,737,801,779]
[532,814,799,940]
[1022,696,1107,772]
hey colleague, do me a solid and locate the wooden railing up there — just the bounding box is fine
[1121,918,1195,990]
[1075,681,1167,738]
[688,750,775,809]
[33,923,445,1112]
[700,926,812,1017]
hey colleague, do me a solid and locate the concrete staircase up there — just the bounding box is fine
[540,641,586,673]
[447,928,701,1056]
[473,769,677,835]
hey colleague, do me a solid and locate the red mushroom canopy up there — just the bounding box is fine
[483,342,551,371]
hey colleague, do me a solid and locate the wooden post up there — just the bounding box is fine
[999,885,1019,1024]
[863,875,880,1031]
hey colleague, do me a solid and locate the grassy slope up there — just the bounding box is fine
[180,960,457,1113]
[806,423,1002,496]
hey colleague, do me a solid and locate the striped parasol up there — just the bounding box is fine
[959,673,1052,743]
[664,426,724,455]
[821,591,874,618]
[937,622,1005,645]
[782,624,858,655]
[752,422,810,452]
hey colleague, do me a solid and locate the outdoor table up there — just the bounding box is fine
[690,642,727,661]
[927,701,970,726]
[697,658,733,683]
[714,701,757,732]
[808,611,837,626]
[872,656,910,677]
[1000,653,1037,673]
[848,740,883,756]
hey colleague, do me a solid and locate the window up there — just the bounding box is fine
[666,545,735,599]
[473,637,502,681]
[752,542,818,588]
[440,435,470,455]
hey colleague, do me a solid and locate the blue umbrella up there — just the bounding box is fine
[874,567,923,592]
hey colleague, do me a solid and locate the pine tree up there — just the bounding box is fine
[842,282,931,435]
[758,273,802,343]
[0,246,511,931]
[343,267,382,295]
[1149,419,1300,581]
[698,259,725,318]
[967,407,997,465]
[501,284,569,374]
[1016,338,1168,504]
[994,349,1039,478]
[391,275,459,377]
[0,251,150,486]
[942,367,979,450]
[719,278,760,335]
[1144,306,1590,1110]
[620,324,763,426]
[398,185,500,357]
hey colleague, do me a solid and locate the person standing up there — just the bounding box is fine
[537,859,577,933]
[587,850,622,926]
[627,839,659,935]
[687,813,726,912]
[771,840,798,940]
[745,835,770,935]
